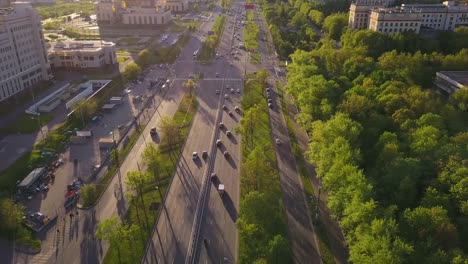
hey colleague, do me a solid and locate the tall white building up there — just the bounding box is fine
[48,41,118,69]
[0,2,51,102]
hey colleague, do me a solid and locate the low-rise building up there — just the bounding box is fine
[369,7,422,34]
[121,5,171,24]
[435,71,468,95]
[48,41,118,70]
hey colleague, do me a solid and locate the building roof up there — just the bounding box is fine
[438,71,468,87]
[17,167,45,188]
[49,41,115,53]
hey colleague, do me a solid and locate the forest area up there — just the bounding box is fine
[259,0,468,262]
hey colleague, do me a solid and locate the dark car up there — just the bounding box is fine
[150,127,157,136]
[210,173,218,183]
[202,151,208,159]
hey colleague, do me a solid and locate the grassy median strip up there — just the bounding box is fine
[236,71,293,263]
[198,16,227,62]
[244,10,260,64]
[276,81,335,264]
[100,93,198,264]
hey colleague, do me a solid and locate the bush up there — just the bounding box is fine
[80,184,99,207]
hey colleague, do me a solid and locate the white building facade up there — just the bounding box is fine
[0,2,51,102]
[349,1,468,33]
[96,0,120,24]
[48,41,118,69]
[369,8,422,34]
[401,2,468,30]
[349,0,394,30]
[121,5,171,24]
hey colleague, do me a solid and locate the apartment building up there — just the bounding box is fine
[0,2,51,102]
[369,7,422,34]
[48,41,118,69]
[349,0,394,30]
[121,5,171,24]
[349,1,468,33]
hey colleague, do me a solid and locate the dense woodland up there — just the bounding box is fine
[259,0,468,262]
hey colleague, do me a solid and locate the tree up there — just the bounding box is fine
[141,144,164,183]
[322,13,348,40]
[266,235,292,263]
[183,79,196,95]
[122,62,142,82]
[403,207,459,253]
[239,104,263,151]
[349,218,413,264]
[137,49,151,68]
[308,9,324,25]
[80,184,99,207]
[126,171,150,231]
[256,69,269,87]
[0,198,24,232]
[158,115,181,149]
[72,98,97,126]
[96,216,124,264]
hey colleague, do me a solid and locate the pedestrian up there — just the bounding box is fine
[75,211,79,216]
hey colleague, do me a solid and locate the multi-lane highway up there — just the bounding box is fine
[141,3,246,263]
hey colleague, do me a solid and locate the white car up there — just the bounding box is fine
[230,89,235,93]
[276,138,281,145]
[224,94,228,99]
[192,152,198,160]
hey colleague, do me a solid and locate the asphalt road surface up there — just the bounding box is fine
[142,4,246,264]
[255,6,323,264]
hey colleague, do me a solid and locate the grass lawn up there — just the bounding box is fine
[0,113,53,134]
[172,19,201,32]
[102,94,198,263]
[118,37,140,45]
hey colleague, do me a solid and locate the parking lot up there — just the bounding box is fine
[16,65,173,220]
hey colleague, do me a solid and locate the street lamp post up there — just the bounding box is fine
[314,177,322,223]
[110,131,123,190]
